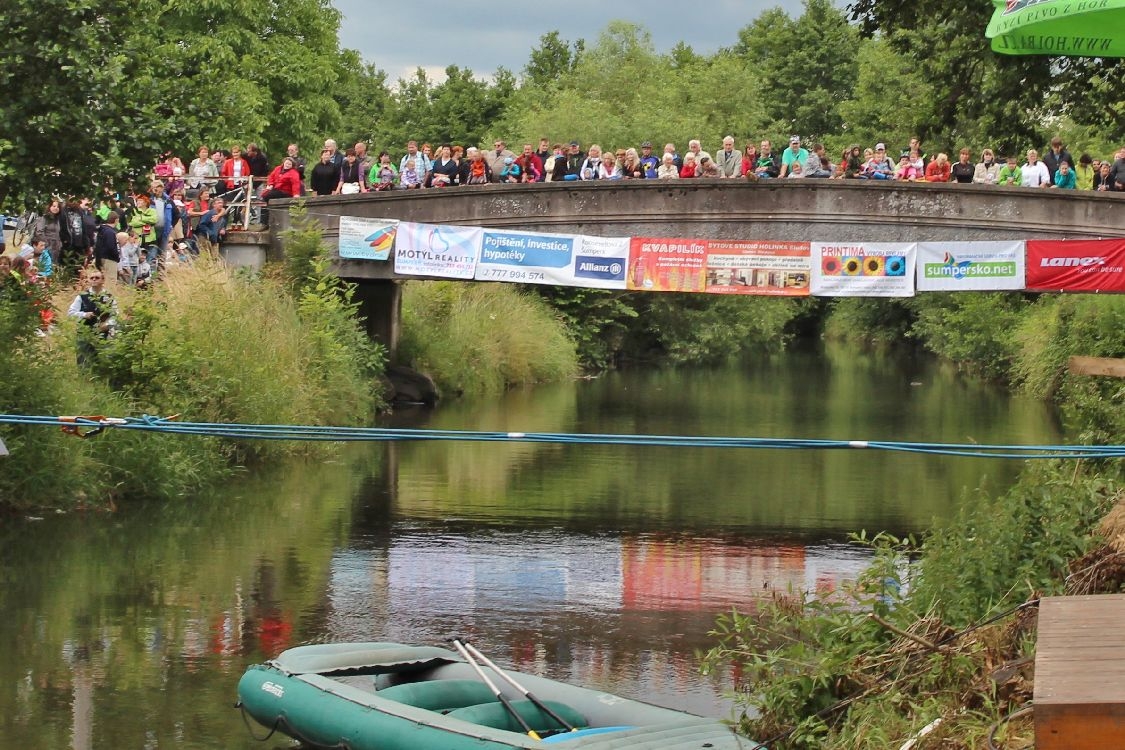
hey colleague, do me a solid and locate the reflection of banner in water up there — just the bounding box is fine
[394,221,482,279]
[621,538,806,611]
[704,240,811,296]
[811,242,917,297]
[338,216,398,261]
[916,241,1025,291]
[1025,239,1125,293]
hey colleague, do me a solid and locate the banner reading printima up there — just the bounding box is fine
[474,229,629,288]
[338,216,398,261]
[1026,239,1125,292]
[987,0,1125,57]
[393,221,482,279]
[916,242,1026,291]
[811,243,917,297]
[627,238,811,295]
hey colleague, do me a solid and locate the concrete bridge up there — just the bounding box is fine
[230,181,1124,354]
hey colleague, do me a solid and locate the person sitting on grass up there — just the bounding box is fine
[66,269,116,366]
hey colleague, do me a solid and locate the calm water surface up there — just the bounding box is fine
[0,344,1059,748]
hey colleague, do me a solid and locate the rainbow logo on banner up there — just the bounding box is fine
[364,226,397,254]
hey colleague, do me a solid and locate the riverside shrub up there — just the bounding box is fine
[398,280,577,395]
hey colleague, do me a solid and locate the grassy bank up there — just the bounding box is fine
[0,217,385,512]
[704,294,1125,748]
[398,280,578,396]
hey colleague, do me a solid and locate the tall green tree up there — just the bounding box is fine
[846,0,1055,151]
[0,0,162,206]
[523,31,584,88]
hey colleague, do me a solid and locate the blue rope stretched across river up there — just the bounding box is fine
[0,413,1123,460]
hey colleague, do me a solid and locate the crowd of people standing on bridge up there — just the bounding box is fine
[5,132,1125,284]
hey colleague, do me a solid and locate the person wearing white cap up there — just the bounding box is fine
[864,143,896,180]
[780,136,809,178]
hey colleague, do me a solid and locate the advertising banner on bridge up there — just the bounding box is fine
[571,235,630,290]
[916,241,1025,291]
[474,228,581,285]
[810,243,917,297]
[626,238,810,294]
[393,221,481,279]
[338,216,398,261]
[1025,239,1125,293]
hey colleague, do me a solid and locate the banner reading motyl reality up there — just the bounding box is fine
[1026,239,1125,293]
[338,216,398,261]
[393,221,482,279]
[474,229,580,285]
[626,238,810,294]
[811,243,917,297]
[916,241,1025,291]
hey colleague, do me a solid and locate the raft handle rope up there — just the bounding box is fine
[1,413,1123,460]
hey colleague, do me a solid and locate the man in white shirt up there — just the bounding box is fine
[1021,149,1051,188]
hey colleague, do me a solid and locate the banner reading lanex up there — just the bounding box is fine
[1026,239,1125,293]
[393,221,481,279]
[916,242,1025,291]
[811,243,917,297]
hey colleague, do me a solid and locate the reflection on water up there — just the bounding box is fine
[0,343,1059,747]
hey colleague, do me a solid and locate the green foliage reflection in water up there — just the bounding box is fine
[0,449,372,748]
[398,280,578,396]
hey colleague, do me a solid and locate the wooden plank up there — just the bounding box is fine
[1068,356,1125,378]
[1036,595,1125,749]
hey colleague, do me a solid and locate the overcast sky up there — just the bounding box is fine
[332,1,807,84]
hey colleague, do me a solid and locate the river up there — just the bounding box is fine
[0,343,1059,748]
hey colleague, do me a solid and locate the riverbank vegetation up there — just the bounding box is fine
[0,219,385,512]
[704,294,1125,748]
[398,281,578,396]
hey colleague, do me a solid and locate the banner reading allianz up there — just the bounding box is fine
[916,242,1025,292]
[474,229,630,288]
[626,238,811,295]
[811,243,917,297]
[1026,239,1125,293]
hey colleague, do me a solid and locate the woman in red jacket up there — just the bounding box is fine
[260,157,302,227]
[924,153,951,182]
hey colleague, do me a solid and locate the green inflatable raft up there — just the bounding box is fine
[237,642,751,749]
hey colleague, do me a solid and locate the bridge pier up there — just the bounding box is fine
[353,280,403,359]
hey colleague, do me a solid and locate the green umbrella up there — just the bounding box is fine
[987,0,1125,56]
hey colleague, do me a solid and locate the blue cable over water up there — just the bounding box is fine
[1,413,1123,460]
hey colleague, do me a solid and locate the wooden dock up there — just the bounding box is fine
[1035,594,1125,749]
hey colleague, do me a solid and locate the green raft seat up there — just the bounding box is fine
[376,680,497,712]
[447,699,587,734]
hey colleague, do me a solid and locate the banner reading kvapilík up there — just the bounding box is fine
[1026,239,1125,292]
[704,240,811,296]
[393,221,481,279]
[338,216,398,261]
[811,243,917,297]
[987,0,1125,57]
[475,229,580,285]
[916,241,1025,291]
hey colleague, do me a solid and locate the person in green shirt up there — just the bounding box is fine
[997,156,1022,186]
[1074,154,1096,190]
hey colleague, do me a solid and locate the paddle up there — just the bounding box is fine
[450,639,542,741]
[462,641,577,733]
